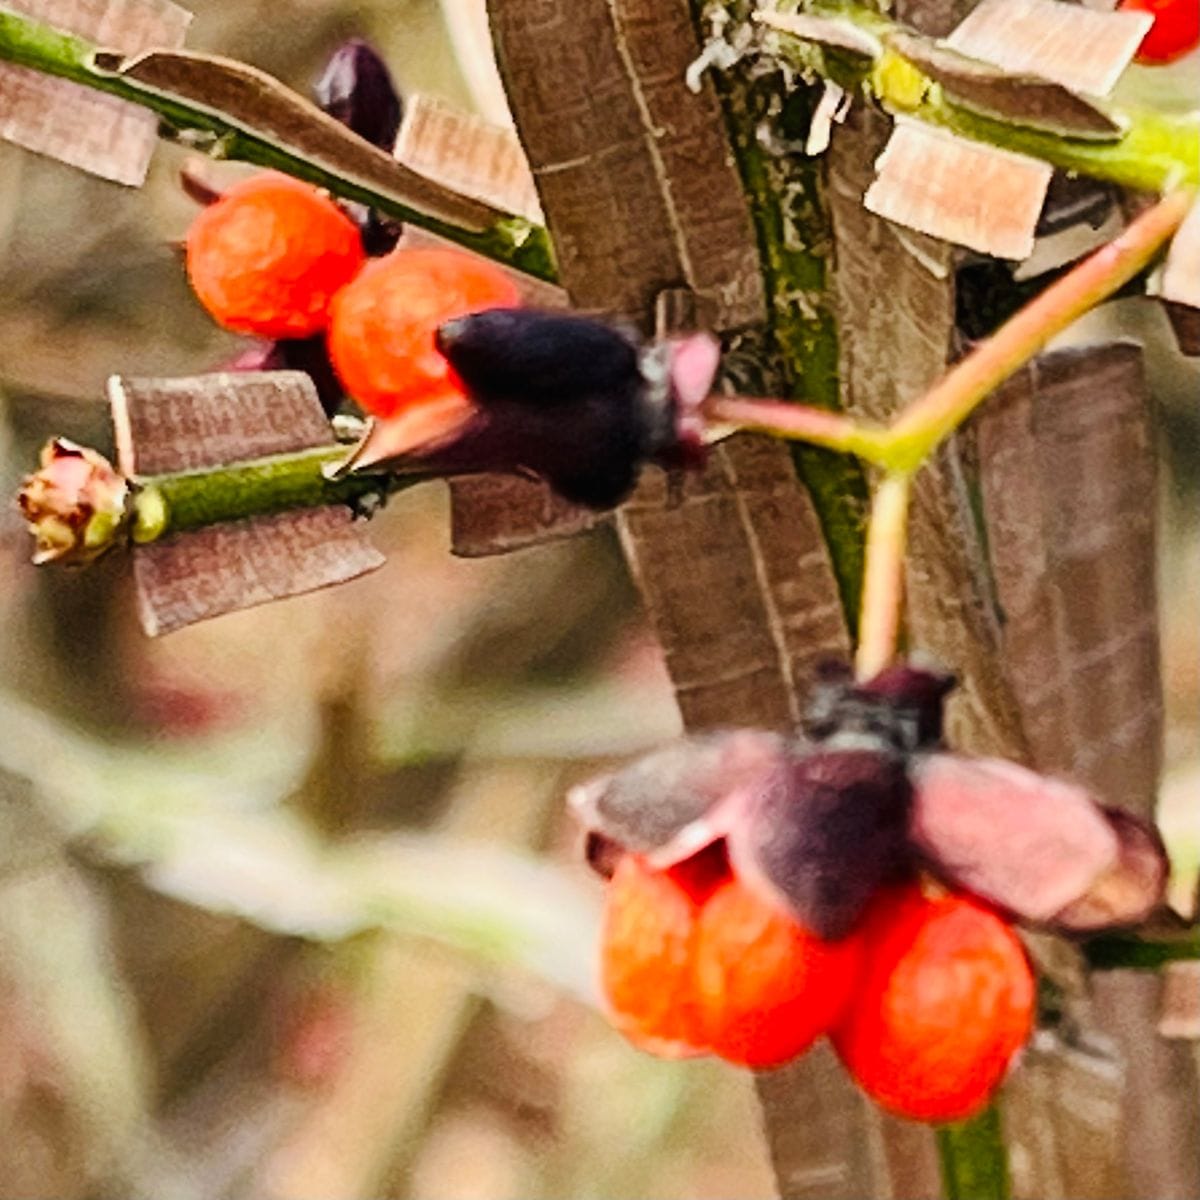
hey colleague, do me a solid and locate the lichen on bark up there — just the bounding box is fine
[690,1,869,633]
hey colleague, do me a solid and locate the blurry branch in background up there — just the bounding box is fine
[0,689,602,1003]
[0,6,557,281]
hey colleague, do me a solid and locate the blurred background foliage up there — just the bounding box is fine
[0,2,1196,1197]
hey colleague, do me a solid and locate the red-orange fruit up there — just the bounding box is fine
[327,247,519,418]
[833,885,1034,1122]
[1118,0,1199,64]
[693,874,862,1069]
[599,854,715,1058]
[186,172,365,338]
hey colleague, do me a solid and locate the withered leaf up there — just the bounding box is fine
[887,33,1122,139]
[89,48,501,230]
[568,730,787,869]
[908,753,1157,926]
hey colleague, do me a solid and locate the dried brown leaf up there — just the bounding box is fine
[888,32,1122,138]
[91,48,501,230]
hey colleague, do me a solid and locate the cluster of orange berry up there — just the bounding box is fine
[581,663,1166,1123]
[185,171,517,419]
[600,847,1033,1124]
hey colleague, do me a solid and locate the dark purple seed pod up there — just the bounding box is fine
[424,310,718,508]
[313,38,403,152]
[313,39,404,255]
[728,745,913,941]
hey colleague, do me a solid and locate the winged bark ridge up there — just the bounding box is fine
[108,371,382,636]
[858,0,1151,259]
[470,2,942,1196]
[0,0,190,184]
[2,0,1198,1192]
[833,61,1198,1200]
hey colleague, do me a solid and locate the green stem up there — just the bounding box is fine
[695,0,869,633]
[0,8,557,282]
[130,445,404,542]
[937,1107,1011,1200]
[766,2,1200,194]
[1084,928,1200,970]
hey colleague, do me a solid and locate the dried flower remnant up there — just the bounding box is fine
[17,439,129,565]
[339,302,721,510]
[573,664,1169,940]
[312,38,403,155]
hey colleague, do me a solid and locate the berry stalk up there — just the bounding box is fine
[855,471,912,680]
[708,188,1194,474]
[883,188,1196,471]
[131,445,402,542]
[937,1106,1011,1200]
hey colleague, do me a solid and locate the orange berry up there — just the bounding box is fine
[186,173,365,339]
[599,855,711,1057]
[327,247,520,418]
[693,875,861,1069]
[833,885,1034,1123]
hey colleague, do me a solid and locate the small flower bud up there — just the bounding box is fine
[17,438,129,565]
